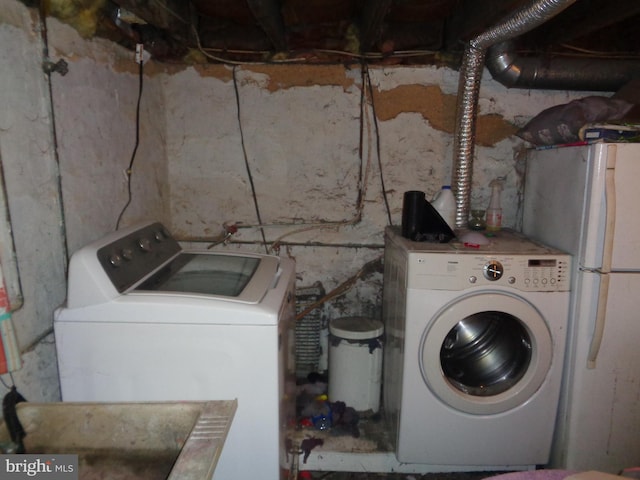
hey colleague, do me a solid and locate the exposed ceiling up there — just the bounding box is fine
[39,0,640,87]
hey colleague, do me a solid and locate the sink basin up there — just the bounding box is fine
[0,400,236,480]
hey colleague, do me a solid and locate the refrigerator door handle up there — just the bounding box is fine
[587,162,617,369]
[601,161,617,274]
[587,272,609,369]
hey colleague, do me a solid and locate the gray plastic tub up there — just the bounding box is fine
[0,400,236,480]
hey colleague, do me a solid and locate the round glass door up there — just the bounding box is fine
[440,311,531,397]
[420,291,552,415]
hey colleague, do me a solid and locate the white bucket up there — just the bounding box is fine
[328,317,384,413]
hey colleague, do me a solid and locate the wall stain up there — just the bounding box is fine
[138,63,513,145]
[160,63,234,81]
[372,84,518,146]
[245,64,355,92]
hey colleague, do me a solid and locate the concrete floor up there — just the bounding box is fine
[303,473,505,479]
[292,379,524,479]
[289,413,512,478]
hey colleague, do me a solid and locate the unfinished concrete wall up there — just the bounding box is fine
[162,63,585,321]
[47,17,168,253]
[0,0,67,401]
[0,0,168,401]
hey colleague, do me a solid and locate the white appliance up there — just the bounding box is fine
[523,142,640,473]
[54,221,296,480]
[383,226,571,470]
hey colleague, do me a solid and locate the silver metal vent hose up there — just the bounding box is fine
[452,0,577,228]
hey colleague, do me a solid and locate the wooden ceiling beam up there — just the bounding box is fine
[446,0,526,45]
[527,0,640,45]
[246,0,288,52]
[359,0,393,53]
[112,0,193,41]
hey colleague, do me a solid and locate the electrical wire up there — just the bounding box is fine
[363,63,392,225]
[263,61,393,248]
[191,42,394,251]
[557,43,640,59]
[115,55,144,230]
[196,36,638,65]
[0,373,14,390]
[37,2,70,267]
[193,26,275,66]
[187,61,394,251]
[357,63,367,208]
[195,43,439,65]
[196,47,441,65]
[232,66,269,253]
[179,61,389,320]
[191,22,439,66]
[130,2,636,65]
[218,65,371,251]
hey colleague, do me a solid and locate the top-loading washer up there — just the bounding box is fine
[54,221,296,480]
[383,226,571,470]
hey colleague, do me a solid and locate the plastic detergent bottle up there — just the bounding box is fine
[432,185,456,229]
[486,178,504,232]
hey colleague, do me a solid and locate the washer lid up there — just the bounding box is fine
[330,317,384,340]
[134,252,278,304]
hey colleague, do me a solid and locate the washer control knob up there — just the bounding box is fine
[138,237,152,252]
[508,276,516,284]
[154,230,165,242]
[469,276,477,284]
[121,248,134,260]
[483,260,504,281]
[109,253,123,267]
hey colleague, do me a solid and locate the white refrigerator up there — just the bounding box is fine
[523,142,640,474]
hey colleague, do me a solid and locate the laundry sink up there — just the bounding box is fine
[0,400,236,480]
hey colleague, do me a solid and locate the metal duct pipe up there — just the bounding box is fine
[487,41,640,91]
[452,0,577,228]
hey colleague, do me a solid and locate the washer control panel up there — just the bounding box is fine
[409,253,571,292]
[97,222,181,293]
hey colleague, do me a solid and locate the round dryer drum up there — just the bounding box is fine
[420,290,552,415]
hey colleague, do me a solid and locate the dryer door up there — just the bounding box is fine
[419,290,552,415]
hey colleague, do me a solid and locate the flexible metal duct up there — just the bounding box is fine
[486,41,640,91]
[452,0,577,228]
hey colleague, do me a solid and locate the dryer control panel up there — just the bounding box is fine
[408,253,571,292]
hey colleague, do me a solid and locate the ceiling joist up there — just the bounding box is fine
[37,0,640,72]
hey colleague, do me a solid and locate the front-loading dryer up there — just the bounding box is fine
[383,226,571,470]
